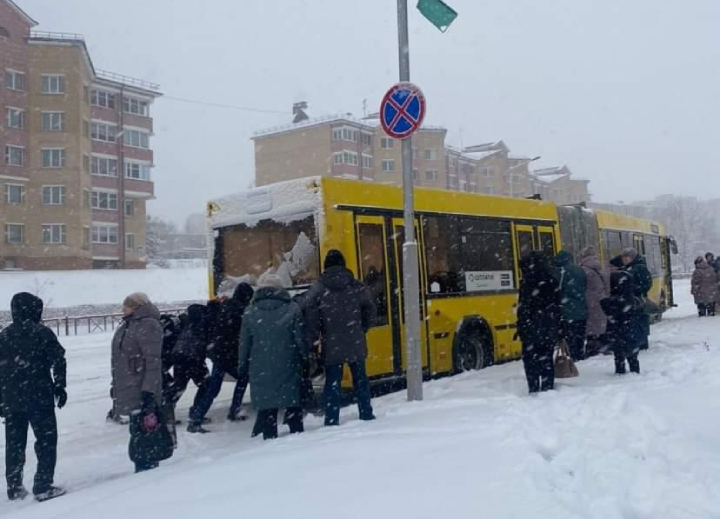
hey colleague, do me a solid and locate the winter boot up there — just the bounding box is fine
[34,486,66,502]
[227,409,249,422]
[187,422,211,434]
[7,486,28,501]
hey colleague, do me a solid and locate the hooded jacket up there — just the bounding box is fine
[172,304,208,365]
[601,271,645,351]
[239,287,307,410]
[611,254,653,298]
[691,261,719,305]
[304,266,375,365]
[208,283,253,371]
[555,251,588,322]
[517,252,561,349]
[579,250,610,337]
[111,302,163,415]
[0,293,66,413]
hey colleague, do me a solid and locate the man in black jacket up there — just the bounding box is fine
[0,293,67,502]
[305,250,376,426]
[612,248,653,350]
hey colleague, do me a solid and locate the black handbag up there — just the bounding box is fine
[129,407,174,465]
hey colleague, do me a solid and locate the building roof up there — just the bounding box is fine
[253,114,446,139]
[462,140,508,154]
[534,165,571,177]
[4,0,38,27]
[462,149,502,161]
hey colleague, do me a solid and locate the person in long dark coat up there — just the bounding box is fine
[166,304,212,433]
[304,250,376,426]
[193,284,254,425]
[111,293,166,473]
[601,271,644,374]
[239,275,308,440]
[517,252,561,394]
[611,248,653,350]
[0,293,66,502]
[555,251,588,361]
[691,256,719,316]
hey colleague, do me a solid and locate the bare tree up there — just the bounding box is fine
[659,197,713,272]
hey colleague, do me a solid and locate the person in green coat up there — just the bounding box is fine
[555,251,588,361]
[239,274,308,440]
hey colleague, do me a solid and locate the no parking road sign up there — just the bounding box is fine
[380,82,426,140]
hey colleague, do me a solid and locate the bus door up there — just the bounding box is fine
[355,216,395,377]
[515,224,536,260]
[391,218,430,373]
[538,226,557,256]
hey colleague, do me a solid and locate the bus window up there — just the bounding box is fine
[357,223,389,327]
[423,216,462,294]
[607,231,623,259]
[517,230,534,259]
[459,218,515,292]
[538,229,556,256]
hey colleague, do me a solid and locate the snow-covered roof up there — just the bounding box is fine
[5,0,38,26]
[463,149,502,161]
[253,114,446,139]
[208,177,323,229]
[534,165,571,177]
[534,173,569,183]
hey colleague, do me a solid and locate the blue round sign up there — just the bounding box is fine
[380,82,426,140]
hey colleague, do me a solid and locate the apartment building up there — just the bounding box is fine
[531,166,590,206]
[0,0,161,270]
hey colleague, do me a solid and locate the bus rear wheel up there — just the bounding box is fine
[456,331,493,372]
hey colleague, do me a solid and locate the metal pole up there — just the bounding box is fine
[397,0,423,401]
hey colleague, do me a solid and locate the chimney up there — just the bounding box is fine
[292,101,309,123]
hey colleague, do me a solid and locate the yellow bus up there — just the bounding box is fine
[207,177,675,382]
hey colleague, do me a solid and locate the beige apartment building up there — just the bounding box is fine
[254,114,589,204]
[1,0,161,270]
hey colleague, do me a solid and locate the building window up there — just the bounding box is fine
[125,200,135,217]
[91,89,116,109]
[381,159,395,173]
[125,161,151,180]
[42,186,66,205]
[413,169,419,181]
[5,184,24,205]
[91,191,118,210]
[92,156,118,176]
[41,148,66,168]
[425,148,438,160]
[381,137,394,149]
[461,163,475,176]
[425,170,438,181]
[5,145,24,166]
[91,224,118,244]
[125,233,135,251]
[0,27,9,39]
[5,70,25,91]
[333,151,359,166]
[362,155,374,170]
[332,127,358,142]
[41,75,66,94]
[480,167,494,177]
[123,96,148,116]
[123,129,150,149]
[448,174,459,188]
[41,112,65,132]
[82,227,90,250]
[5,224,23,244]
[6,107,24,129]
[42,224,66,244]
[91,122,117,142]
[361,133,373,146]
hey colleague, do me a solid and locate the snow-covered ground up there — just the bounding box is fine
[2,280,720,519]
[0,268,208,311]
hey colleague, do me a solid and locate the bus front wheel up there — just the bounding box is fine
[456,330,493,372]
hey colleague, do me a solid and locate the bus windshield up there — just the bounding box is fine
[215,215,319,294]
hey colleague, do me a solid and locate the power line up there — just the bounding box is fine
[161,95,288,115]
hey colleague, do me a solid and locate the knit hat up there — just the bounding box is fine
[258,273,284,289]
[324,249,346,270]
[621,247,638,260]
[123,292,150,310]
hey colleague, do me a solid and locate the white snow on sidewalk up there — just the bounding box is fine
[1,280,720,518]
[0,268,208,310]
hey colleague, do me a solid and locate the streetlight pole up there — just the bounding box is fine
[397,0,423,401]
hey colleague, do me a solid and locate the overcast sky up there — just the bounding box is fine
[21,0,720,225]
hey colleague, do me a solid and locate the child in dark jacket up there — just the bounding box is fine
[601,271,644,375]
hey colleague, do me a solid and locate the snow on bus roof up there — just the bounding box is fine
[208,177,323,229]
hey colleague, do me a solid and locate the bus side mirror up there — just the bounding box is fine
[668,237,678,255]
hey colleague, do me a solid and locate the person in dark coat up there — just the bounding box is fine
[304,250,376,426]
[239,274,308,440]
[0,293,66,502]
[111,293,167,473]
[517,252,561,394]
[691,257,719,316]
[601,271,644,374]
[705,253,720,273]
[166,304,212,433]
[555,251,588,361]
[193,284,254,425]
[611,248,653,350]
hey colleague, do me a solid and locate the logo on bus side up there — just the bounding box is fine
[464,271,514,292]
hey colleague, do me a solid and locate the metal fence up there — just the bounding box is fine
[1,309,186,337]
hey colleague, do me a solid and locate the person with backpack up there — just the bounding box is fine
[192,284,254,426]
[239,274,308,440]
[111,293,171,473]
[166,304,212,433]
[611,248,653,350]
[0,293,67,502]
[304,250,376,426]
[517,252,561,394]
[555,251,588,361]
[601,271,644,374]
[691,256,719,316]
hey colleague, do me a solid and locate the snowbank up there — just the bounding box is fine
[0,268,209,311]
